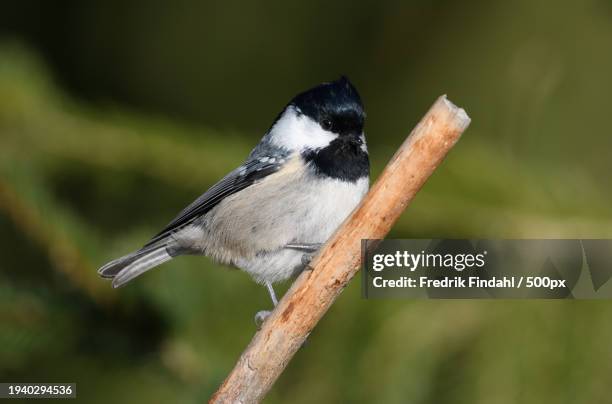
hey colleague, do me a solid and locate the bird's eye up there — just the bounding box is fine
[321,118,333,130]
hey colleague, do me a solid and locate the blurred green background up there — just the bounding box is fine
[1,1,611,403]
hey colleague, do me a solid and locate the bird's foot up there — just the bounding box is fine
[254,310,272,329]
[301,252,317,269]
[285,242,322,270]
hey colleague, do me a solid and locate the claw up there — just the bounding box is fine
[254,310,271,329]
[301,252,316,269]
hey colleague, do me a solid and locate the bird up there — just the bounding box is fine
[98,76,369,325]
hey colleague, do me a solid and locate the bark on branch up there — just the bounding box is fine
[210,95,471,403]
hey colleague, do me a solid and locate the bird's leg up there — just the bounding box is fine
[266,281,279,306]
[254,281,278,329]
[254,244,322,329]
[285,243,323,270]
[285,242,323,252]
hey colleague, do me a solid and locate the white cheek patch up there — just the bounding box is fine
[268,106,337,151]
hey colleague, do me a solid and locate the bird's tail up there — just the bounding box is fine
[98,241,173,288]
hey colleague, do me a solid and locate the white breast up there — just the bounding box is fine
[186,155,369,283]
[293,175,369,244]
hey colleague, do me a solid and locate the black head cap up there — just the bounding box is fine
[290,76,365,136]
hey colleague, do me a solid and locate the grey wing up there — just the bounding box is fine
[142,158,282,248]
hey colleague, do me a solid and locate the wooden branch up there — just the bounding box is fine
[210,95,471,404]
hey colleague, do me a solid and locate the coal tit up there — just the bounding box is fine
[99,77,369,320]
